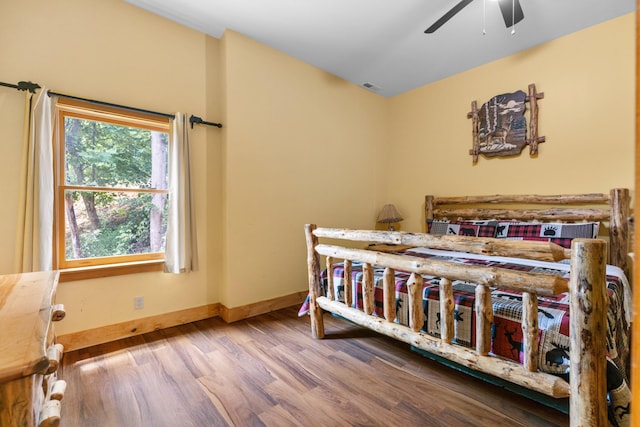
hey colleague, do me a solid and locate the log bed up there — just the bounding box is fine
[304,188,631,427]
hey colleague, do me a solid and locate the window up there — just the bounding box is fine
[55,99,170,270]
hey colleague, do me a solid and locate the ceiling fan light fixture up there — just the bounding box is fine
[425,0,524,35]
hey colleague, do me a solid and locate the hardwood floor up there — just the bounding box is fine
[60,306,569,426]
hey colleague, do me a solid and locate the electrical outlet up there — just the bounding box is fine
[134,296,144,310]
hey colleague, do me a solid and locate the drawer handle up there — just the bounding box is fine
[45,344,64,375]
[38,399,61,427]
[50,379,67,401]
[51,304,66,322]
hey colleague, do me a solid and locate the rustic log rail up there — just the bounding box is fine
[305,224,610,426]
[314,228,571,262]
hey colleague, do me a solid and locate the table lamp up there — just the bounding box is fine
[377,204,403,231]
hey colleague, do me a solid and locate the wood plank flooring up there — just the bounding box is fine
[60,306,569,426]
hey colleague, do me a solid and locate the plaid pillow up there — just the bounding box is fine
[495,221,599,248]
[427,220,498,238]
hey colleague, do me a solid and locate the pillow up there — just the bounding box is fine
[427,220,498,238]
[495,221,600,249]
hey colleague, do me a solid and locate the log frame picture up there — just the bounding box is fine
[468,83,545,163]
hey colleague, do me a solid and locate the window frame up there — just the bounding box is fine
[54,99,171,273]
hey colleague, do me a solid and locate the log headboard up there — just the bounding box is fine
[425,188,631,275]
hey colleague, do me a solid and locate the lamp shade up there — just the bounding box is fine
[377,204,403,224]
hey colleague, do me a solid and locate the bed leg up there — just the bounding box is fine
[569,238,607,427]
[305,224,325,339]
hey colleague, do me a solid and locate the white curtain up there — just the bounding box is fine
[165,112,199,273]
[14,88,56,272]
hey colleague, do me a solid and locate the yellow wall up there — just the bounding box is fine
[0,1,634,333]
[388,14,635,232]
[220,30,388,308]
[0,92,23,274]
[0,0,215,334]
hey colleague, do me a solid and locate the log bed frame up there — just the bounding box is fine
[304,188,630,427]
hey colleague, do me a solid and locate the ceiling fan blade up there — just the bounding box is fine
[497,0,524,28]
[425,0,475,34]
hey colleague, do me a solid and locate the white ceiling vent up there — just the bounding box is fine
[362,82,382,92]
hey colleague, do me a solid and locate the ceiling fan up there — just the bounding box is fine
[425,0,524,34]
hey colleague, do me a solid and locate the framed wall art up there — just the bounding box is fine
[468,83,545,163]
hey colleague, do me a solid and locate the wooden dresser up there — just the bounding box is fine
[0,271,66,427]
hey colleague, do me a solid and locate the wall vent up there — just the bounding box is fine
[362,82,382,92]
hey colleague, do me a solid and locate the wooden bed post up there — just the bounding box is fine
[522,292,539,372]
[383,268,396,322]
[362,263,375,315]
[569,239,608,427]
[305,224,325,339]
[609,188,630,277]
[344,260,353,307]
[439,278,454,344]
[407,273,424,332]
[475,285,492,356]
[425,195,435,232]
[325,256,335,301]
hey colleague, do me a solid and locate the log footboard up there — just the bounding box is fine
[304,225,610,426]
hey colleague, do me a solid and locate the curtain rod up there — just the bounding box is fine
[47,90,223,128]
[48,90,175,119]
[1,80,223,128]
[0,81,41,94]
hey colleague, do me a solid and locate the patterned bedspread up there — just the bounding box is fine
[299,247,632,381]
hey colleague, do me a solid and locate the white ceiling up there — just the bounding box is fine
[125,0,635,97]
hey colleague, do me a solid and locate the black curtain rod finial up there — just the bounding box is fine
[17,81,41,94]
[0,80,41,94]
[189,115,202,129]
[189,115,222,129]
